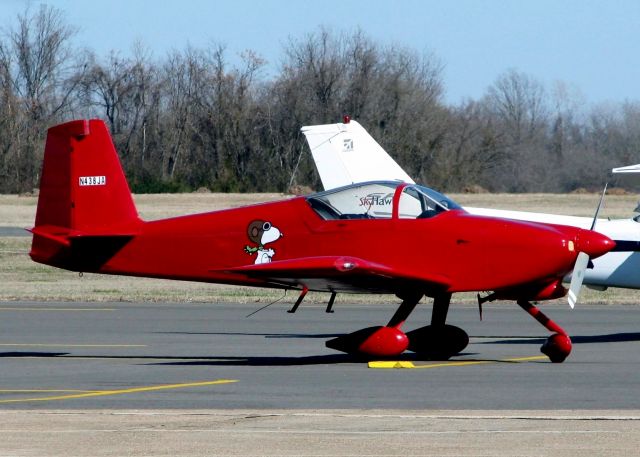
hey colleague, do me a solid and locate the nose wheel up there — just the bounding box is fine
[541,333,572,363]
[517,300,572,363]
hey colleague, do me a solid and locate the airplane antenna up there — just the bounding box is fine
[245,290,288,318]
[287,142,306,192]
[590,182,608,231]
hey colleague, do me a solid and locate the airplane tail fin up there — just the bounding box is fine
[34,119,140,232]
[301,118,414,190]
[30,119,141,269]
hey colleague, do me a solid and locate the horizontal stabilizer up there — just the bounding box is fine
[30,225,139,244]
[29,224,137,271]
[612,164,640,174]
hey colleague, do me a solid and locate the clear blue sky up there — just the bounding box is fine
[2,0,639,106]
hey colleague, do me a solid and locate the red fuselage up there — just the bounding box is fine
[31,190,612,298]
[28,120,614,301]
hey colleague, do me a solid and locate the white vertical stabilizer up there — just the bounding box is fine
[301,120,414,190]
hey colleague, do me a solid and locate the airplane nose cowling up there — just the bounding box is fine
[575,230,616,259]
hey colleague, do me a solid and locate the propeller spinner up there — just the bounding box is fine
[567,183,613,308]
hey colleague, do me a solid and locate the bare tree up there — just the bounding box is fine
[0,4,83,192]
[81,52,137,133]
[481,70,550,191]
[3,12,640,195]
[486,69,548,143]
[3,5,81,121]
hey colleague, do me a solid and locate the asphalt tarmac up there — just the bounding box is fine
[0,227,28,236]
[1,300,640,410]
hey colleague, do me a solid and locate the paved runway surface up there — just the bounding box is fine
[1,300,640,409]
[3,409,640,456]
[0,227,28,236]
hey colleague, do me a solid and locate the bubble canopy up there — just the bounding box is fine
[305,181,462,220]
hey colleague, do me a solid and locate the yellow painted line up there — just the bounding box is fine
[503,355,549,362]
[0,308,116,311]
[410,360,492,369]
[368,355,548,369]
[0,379,238,404]
[368,361,416,368]
[0,343,146,347]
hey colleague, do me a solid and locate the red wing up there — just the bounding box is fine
[216,256,451,294]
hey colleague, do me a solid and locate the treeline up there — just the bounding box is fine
[1,6,639,194]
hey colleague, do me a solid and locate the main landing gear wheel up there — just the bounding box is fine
[406,324,469,360]
[325,291,470,360]
[326,292,423,358]
[406,292,467,359]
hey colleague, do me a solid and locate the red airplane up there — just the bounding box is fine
[30,119,615,362]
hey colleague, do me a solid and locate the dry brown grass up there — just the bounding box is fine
[0,193,287,227]
[2,192,640,304]
[453,193,638,219]
[2,191,636,226]
[0,194,38,227]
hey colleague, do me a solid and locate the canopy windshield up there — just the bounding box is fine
[306,181,461,220]
[397,184,462,219]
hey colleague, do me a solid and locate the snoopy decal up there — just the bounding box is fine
[244,220,283,264]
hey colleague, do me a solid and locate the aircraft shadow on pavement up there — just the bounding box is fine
[146,351,483,367]
[0,352,69,358]
[0,351,491,366]
[155,332,343,339]
[0,351,363,366]
[4,333,636,366]
[479,332,640,345]
[151,354,361,366]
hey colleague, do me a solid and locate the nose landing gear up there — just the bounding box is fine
[517,300,572,363]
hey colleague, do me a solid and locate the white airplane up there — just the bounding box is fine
[302,117,640,294]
